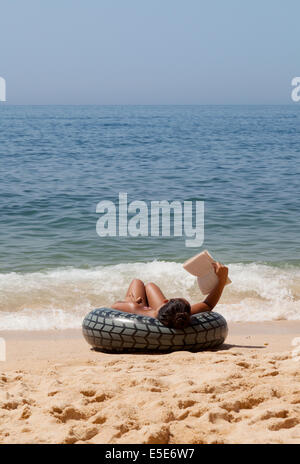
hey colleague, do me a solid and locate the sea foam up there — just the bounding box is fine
[0,261,300,330]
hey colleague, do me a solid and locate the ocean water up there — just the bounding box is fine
[0,105,300,329]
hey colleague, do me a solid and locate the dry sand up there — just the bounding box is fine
[1,322,300,444]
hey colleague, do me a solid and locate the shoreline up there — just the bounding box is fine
[1,321,300,444]
[1,321,300,366]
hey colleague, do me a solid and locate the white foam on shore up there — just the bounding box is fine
[0,261,300,330]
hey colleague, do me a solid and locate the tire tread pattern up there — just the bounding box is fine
[82,307,228,353]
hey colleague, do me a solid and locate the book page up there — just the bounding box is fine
[183,250,231,294]
[197,272,219,295]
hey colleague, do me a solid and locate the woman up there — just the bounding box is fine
[112,262,228,329]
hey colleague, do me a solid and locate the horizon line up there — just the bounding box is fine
[0,103,298,107]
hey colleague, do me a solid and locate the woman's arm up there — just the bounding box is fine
[190,262,228,315]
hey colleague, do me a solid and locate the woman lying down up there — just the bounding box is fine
[112,262,228,329]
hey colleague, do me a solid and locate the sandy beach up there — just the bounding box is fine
[2,0,300,448]
[1,322,300,444]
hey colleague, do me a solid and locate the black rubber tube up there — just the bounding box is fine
[82,307,228,353]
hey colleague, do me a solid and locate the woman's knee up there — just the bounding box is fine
[145,282,155,291]
[131,278,144,287]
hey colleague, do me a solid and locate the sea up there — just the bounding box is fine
[0,104,299,329]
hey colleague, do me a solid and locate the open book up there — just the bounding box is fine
[183,250,231,295]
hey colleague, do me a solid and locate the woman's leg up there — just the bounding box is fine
[112,279,157,317]
[125,279,148,306]
[145,282,168,311]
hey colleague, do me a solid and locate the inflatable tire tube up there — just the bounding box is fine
[82,307,228,353]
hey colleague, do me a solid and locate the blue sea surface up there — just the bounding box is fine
[0,105,300,272]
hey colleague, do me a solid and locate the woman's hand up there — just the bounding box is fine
[212,261,228,284]
[191,261,228,315]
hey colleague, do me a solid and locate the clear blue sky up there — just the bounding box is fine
[1,0,299,104]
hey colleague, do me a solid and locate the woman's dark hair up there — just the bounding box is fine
[158,298,191,329]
